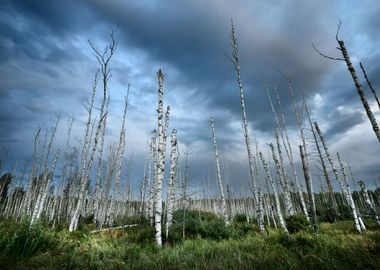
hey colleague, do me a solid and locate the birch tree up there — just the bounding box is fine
[165,129,178,239]
[259,152,288,233]
[108,94,129,226]
[314,122,363,232]
[154,69,166,247]
[358,181,380,225]
[300,145,317,231]
[312,21,380,142]
[69,32,117,231]
[227,20,263,228]
[210,117,229,226]
[360,62,380,110]
[304,102,339,219]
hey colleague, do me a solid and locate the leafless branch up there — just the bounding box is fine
[311,42,344,61]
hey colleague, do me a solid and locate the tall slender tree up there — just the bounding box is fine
[210,117,229,226]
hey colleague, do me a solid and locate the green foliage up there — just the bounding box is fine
[166,210,257,244]
[317,207,336,223]
[338,204,353,220]
[0,219,53,260]
[0,217,379,269]
[233,213,248,223]
[285,214,311,233]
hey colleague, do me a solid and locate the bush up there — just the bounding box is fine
[338,204,353,220]
[233,213,248,223]
[285,214,310,233]
[0,219,53,259]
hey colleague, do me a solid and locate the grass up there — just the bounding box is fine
[0,212,379,270]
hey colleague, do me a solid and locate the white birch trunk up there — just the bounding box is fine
[358,181,380,225]
[165,129,178,238]
[337,38,380,142]
[229,20,263,229]
[70,34,116,231]
[210,117,229,226]
[154,69,165,247]
[259,152,288,233]
[314,122,362,232]
[108,95,128,226]
[337,152,366,231]
[300,145,317,231]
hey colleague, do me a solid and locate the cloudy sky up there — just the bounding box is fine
[0,0,379,196]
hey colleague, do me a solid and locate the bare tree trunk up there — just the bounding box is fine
[108,94,129,227]
[314,122,362,232]
[70,33,116,231]
[360,62,380,110]
[23,128,41,216]
[268,81,308,219]
[30,114,60,225]
[358,181,380,225]
[154,69,166,247]
[300,145,317,231]
[93,97,109,222]
[304,103,339,219]
[166,129,178,239]
[259,152,288,233]
[210,117,229,226]
[228,20,263,230]
[274,127,295,216]
[337,152,366,231]
[336,35,380,142]
[148,130,157,225]
[31,149,60,225]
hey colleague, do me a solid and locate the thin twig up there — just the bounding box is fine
[311,42,344,61]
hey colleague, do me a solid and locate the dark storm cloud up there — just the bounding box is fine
[81,0,342,134]
[0,0,379,189]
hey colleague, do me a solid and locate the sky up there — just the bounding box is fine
[0,0,379,197]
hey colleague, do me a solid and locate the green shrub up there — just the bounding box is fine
[0,219,53,259]
[285,214,311,233]
[233,213,248,223]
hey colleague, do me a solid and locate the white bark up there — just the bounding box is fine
[304,103,338,217]
[154,69,166,247]
[337,152,366,231]
[271,82,309,220]
[300,145,317,231]
[210,117,229,226]
[108,95,129,226]
[165,129,178,238]
[259,152,288,233]
[274,127,295,216]
[70,33,116,231]
[315,122,362,232]
[358,181,380,225]
[337,37,380,142]
[228,20,263,229]
[30,149,60,226]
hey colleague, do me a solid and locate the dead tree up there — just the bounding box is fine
[360,62,380,110]
[165,129,178,238]
[154,69,166,247]
[312,21,380,142]
[314,122,363,232]
[108,94,129,227]
[337,152,366,231]
[300,145,317,231]
[69,32,117,231]
[210,117,229,226]
[227,20,263,229]
[358,181,380,225]
[259,152,288,233]
[304,102,339,219]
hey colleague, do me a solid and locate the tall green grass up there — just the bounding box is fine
[0,213,379,270]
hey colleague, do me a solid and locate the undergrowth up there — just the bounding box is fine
[0,211,379,270]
